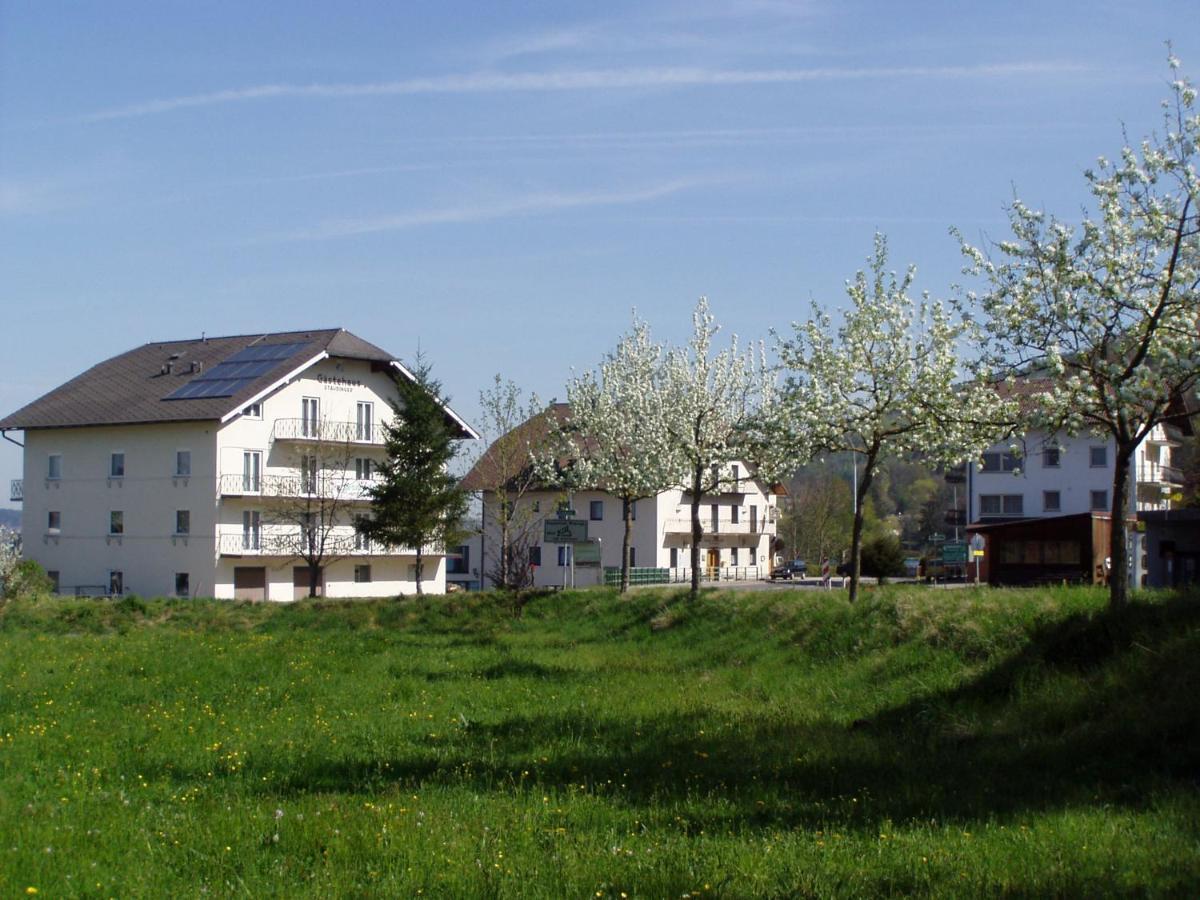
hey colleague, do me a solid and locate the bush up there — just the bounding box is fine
[861,534,905,583]
[2,559,55,599]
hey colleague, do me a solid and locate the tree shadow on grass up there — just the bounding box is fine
[155,593,1200,833]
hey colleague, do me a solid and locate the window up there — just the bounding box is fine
[356,402,374,441]
[589,500,604,521]
[447,545,470,575]
[750,505,758,533]
[242,510,261,550]
[731,547,739,566]
[47,511,61,532]
[532,500,541,513]
[302,512,316,553]
[1042,446,1060,468]
[731,464,740,489]
[110,452,125,478]
[242,402,262,419]
[108,571,123,596]
[47,454,62,480]
[47,571,59,593]
[628,547,636,567]
[1043,491,1061,513]
[175,573,190,597]
[175,510,190,535]
[354,565,372,583]
[529,545,542,567]
[175,450,191,476]
[1091,490,1108,511]
[1090,446,1108,467]
[711,503,719,533]
[354,518,371,551]
[731,505,740,525]
[557,545,572,566]
[980,451,1020,472]
[302,397,319,437]
[670,547,678,568]
[630,500,636,521]
[355,458,374,481]
[979,495,1023,516]
[109,510,124,535]
[243,451,262,492]
[301,455,318,493]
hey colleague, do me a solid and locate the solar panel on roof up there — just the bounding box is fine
[163,341,311,401]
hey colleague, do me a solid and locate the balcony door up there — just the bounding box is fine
[242,510,261,550]
[242,451,262,492]
[302,397,319,437]
[356,402,373,441]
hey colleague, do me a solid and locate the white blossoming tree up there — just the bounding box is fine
[0,525,21,596]
[776,234,1009,602]
[663,298,775,600]
[960,57,1200,609]
[546,317,683,593]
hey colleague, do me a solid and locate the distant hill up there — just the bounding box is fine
[0,508,21,530]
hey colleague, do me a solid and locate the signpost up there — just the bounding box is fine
[970,533,985,583]
[942,542,968,564]
[573,540,601,566]
[543,519,588,544]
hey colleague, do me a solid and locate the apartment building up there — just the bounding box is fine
[1,329,477,599]
[460,404,781,588]
[966,423,1189,586]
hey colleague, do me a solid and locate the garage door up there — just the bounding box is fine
[233,566,266,601]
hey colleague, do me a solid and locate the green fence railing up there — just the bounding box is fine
[603,567,671,586]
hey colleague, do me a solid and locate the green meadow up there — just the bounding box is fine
[0,585,1197,897]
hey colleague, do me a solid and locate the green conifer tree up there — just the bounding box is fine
[364,357,468,595]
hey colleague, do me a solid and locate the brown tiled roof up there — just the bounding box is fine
[0,328,402,431]
[460,404,568,492]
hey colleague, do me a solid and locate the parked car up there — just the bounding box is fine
[771,559,807,580]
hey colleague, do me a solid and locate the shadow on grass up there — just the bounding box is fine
[154,593,1200,832]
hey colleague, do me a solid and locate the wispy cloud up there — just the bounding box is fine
[84,61,1087,122]
[270,177,722,241]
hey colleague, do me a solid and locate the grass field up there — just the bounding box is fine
[0,585,1198,897]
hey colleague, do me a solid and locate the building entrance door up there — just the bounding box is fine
[706,548,719,581]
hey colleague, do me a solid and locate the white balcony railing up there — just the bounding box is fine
[9,479,21,502]
[663,518,768,536]
[217,473,376,500]
[1136,460,1184,486]
[272,418,384,445]
[216,529,405,557]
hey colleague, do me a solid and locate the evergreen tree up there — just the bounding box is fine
[365,357,468,596]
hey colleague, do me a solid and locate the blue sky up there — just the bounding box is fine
[2,1,1198,502]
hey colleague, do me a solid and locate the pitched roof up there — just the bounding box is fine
[460,404,568,492]
[0,328,475,437]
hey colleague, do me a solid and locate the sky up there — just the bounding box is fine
[2,0,1198,505]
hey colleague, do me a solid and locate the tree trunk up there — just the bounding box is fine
[847,448,877,604]
[689,464,703,600]
[415,546,424,596]
[308,562,320,599]
[1109,442,1134,609]
[498,498,509,590]
[620,496,633,594]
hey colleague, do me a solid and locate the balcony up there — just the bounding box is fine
[216,529,406,557]
[217,472,375,501]
[663,518,768,540]
[272,418,383,445]
[1136,461,1184,486]
[10,479,21,502]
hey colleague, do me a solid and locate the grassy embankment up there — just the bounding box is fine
[0,585,1197,897]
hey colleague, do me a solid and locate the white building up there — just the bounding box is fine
[461,405,781,588]
[1,329,477,600]
[968,425,1184,525]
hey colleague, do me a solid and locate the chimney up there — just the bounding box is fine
[191,361,203,374]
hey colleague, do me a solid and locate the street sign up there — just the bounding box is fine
[971,550,985,558]
[573,540,601,566]
[942,542,968,563]
[930,532,946,543]
[544,519,587,544]
[970,533,985,551]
